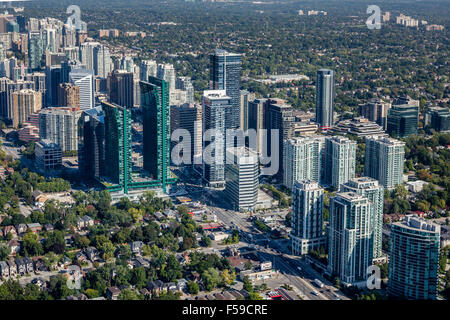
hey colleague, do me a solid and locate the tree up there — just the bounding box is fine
[85,288,100,299]
[243,276,253,292]
[44,230,66,254]
[75,235,90,249]
[177,205,190,216]
[188,281,199,295]
[22,231,43,256]
[202,267,221,291]
[0,246,10,260]
[248,292,263,300]
[220,269,235,286]
[118,288,141,300]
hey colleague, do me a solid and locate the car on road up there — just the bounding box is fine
[311,291,319,296]
[297,267,302,271]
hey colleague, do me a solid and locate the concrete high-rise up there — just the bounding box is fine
[156,63,176,91]
[108,69,134,109]
[11,89,42,128]
[324,136,356,190]
[341,177,384,260]
[290,180,325,255]
[239,90,255,131]
[225,147,259,211]
[39,107,82,152]
[283,136,325,190]
[315,69,334,129]
[140,60,157,81]
[58,83,80,108]
[364,135,405,189]
[210,49,242,129]
[358,99,391,130]
[176,77,194,104]
[328,192,373,285]
[388,215,440,300]
[93,45,112,78]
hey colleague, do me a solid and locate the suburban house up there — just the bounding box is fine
[7,240,20,254]
[15,258,27,275]
[27,223,42,234]
[2,226,17,238]
[32,190,48,207]
[24,257,34,273]
[0,261,10,278]
[146,280,164,296]
[85,247,100,262]
[15,224,27,235]
[130,241,144,254]
[106,287,121,300]
[77,215,95,230]
[7,260,17,277]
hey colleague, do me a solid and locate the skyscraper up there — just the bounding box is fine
[69,68,94,110]
[93,45,112,78]
[78,106,105,181]
[108,69,134,109]
[324,136,356,190]
[176,76,194,104]
[140,60,157,81]
[265,99,295,180]
[290,180,325,255]
[140,77,172,193]
[388,215,440,300]
[11,89,42,128]
[58,83,80,108]
[45,65,63,107]
[283,136,325,190]
[170,103,202,165]
[315,69,334,129]
[210,49,242,129]
[28,32,43,71]
[225,147,259,211]
[248,98,267,155]
[202,90,232,187]
[239,90,255,131]
[79,42,99,72]
[39,107,82,152]
[156,63,176,91]
[328,192,373,285]
[341,177,384,260]
[364,135,405,189]
[358,99,391,130]
[101,101,133,192]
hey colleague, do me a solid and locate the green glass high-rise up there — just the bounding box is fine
[102,101,133,193]
[141,76,174,193]
[387,104,419,137]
